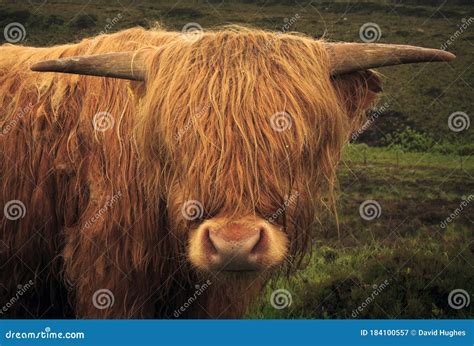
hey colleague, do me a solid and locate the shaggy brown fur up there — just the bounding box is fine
[0,25,380,318]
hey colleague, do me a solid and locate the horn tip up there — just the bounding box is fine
[441,50,456,62]
[31,60,54,72]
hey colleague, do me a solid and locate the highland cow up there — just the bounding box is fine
[0,26,454,318]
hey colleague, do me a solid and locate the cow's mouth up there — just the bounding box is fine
[223,269,259,272]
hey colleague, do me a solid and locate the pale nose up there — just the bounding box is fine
[203,224,268,272]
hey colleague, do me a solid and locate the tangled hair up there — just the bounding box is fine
[0,25,380,318]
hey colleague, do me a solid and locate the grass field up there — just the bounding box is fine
[249,144,473,318]
[0,0,472,318]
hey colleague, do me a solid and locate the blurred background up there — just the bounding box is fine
[1,0,472,318]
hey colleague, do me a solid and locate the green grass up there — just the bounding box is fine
[248,144,473,318]
[343,143,474,170]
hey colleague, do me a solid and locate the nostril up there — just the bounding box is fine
[250,227,268,255]
[202,228,218,255]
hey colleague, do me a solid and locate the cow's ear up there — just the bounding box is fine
[331,70,383,134]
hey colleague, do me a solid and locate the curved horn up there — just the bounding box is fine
[30,51,147,81]
[326,43,455,75]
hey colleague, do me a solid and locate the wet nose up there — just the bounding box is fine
[188,216,288,273]
[203,223,268,272]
